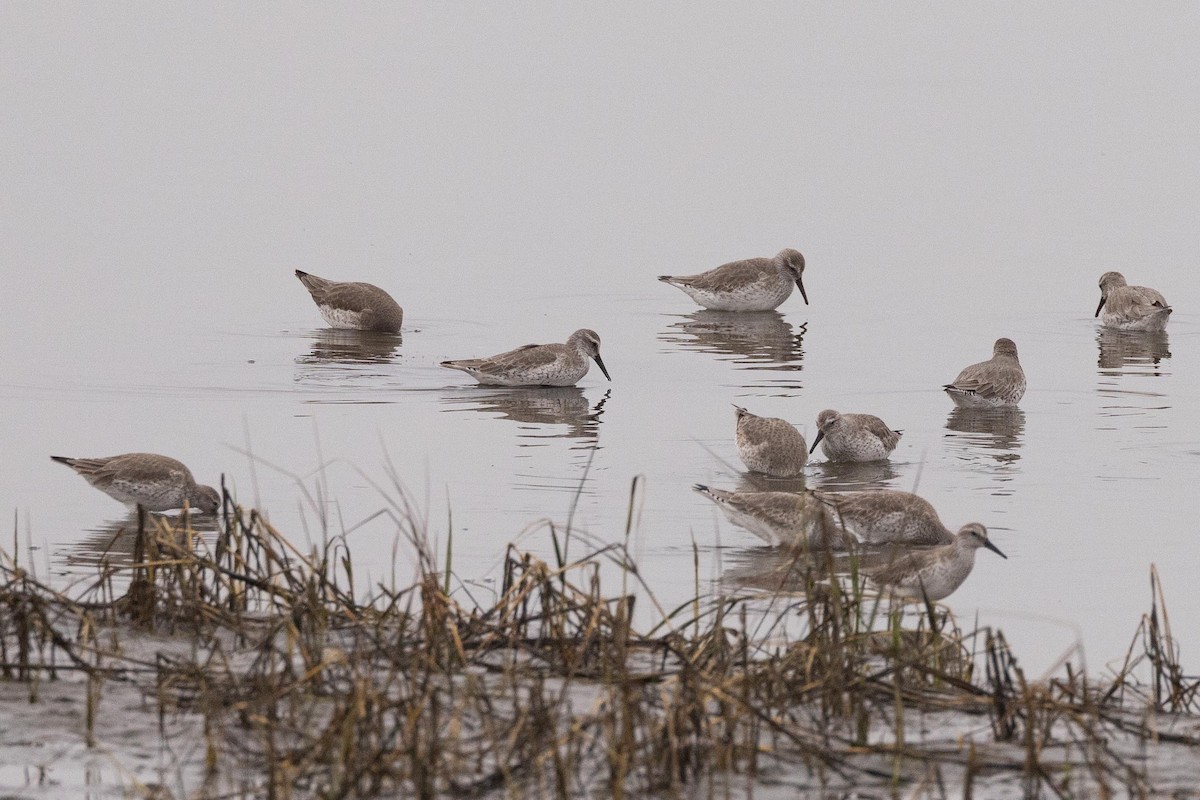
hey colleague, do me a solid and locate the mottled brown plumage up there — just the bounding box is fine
[441,329,610,387]
[944,338,1026,407]
[809,409,901,462]
[51,453,220,513]
[734,406,807,477]
[693,484,851,549]
[659,249,807,311]
[295,270,404,333]
[813,489,953,545]
[1095,271,1171,332]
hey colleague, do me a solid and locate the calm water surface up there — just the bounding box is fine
[2,6,1199,678]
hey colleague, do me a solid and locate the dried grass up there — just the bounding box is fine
[1,484,1198,798]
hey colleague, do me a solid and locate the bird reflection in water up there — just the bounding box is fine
[1095,329,1171,417]
[298,328,402,365]
[293,329,402,390]
[945,407,1025,453]
[720,544,895,596]
[807,459,900,492]
[659,311,805,377]
[441,387,610,447]
[1096,329,1171,376]
[943,408,1025,495]
[735,472,807,495]
[61,511,219,576]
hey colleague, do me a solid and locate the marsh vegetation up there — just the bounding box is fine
[2,484,1198,798]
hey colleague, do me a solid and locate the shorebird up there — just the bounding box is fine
[813,489,954,545]
[658,249,808,311]
[1095,271,1172,332]
[734,406,807,477]
[809,409,901,462]
[294,270,404,333]
[866,523,1006,602]
[692,485,851,549]
[50,453,221,513]
[943,338,1026,408]
[441,329,611,387]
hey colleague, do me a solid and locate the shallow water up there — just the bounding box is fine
[2,5,1199,685]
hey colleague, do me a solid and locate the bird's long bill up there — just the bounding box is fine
[796,276,809,305]
[1094,294,1106,317]
[808,430,824,455]
[593,353,612,381]
[985,540,1008,559]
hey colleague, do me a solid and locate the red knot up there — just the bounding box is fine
[659,249,807,311]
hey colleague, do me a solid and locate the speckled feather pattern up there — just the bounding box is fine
[734,406,807,477]
[659,249,807,311]
[693,485,851,549]
[812,410,901,462]
[1097,271,1172,332]
[50,453,220,513]
[441,329,610,387]
[813,489,953,545]
[944,338,1026,407]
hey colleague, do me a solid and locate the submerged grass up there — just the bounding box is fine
[1,484,1199,798]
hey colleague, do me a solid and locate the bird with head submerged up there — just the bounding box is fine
[812,488,954,545]
[866,522,1007,602]
[733,405,808,477]
[441,329,611,387]
[50,452,221,513]
[294,270,404,333]
[1095,271,1172,332]
[659,249,807,311]
[692,484,852,549]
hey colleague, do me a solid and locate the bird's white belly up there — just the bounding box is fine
[105,480,181,511]
[684,280,792,311]
[1101,309,1170,333]
[319,305,366,329]
[473,359,587,387]
[824,434,888,462]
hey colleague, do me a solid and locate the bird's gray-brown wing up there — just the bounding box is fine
[1132,286,1169,308]
[815,489,893,530]
[446,343,559,376]
[813,489,936,541]
[54,453,191,492]
[740,416,802,449]
[724,490,849,547]
[311,282,393,313]
[815,489,883,522]
[102,453,191,488]
[945,359,990,392]
[738,416,773,448]
[851,414,902,449]
[1109,286,1171,321]
[723,491,805,527]
[50,456,109,477]
[866,549,927,586]
[665,259,772,291]
[295,271,333,295]
[944,359,1022,398]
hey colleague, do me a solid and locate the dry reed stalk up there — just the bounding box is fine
[0,487,1198,798]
